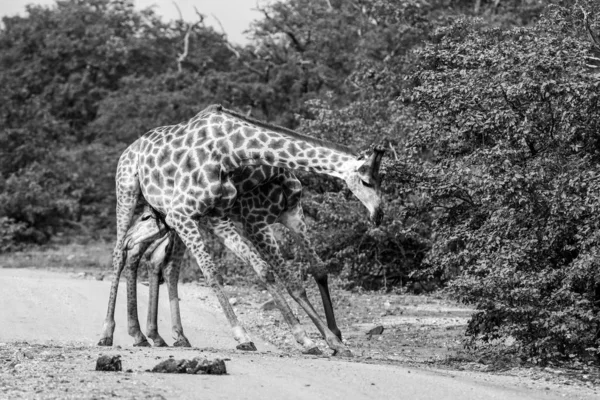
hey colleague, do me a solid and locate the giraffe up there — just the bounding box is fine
[107,166,341,355]
[99,104,385,356]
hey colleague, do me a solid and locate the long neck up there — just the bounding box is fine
[208,109,360,179]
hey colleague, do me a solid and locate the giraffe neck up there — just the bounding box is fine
[204,107,360,179]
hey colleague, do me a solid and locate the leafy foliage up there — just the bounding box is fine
[399,3,600,363]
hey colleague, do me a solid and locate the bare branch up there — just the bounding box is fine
[172,1,183,22]
[177,25,193,73]
[173,5,204,73]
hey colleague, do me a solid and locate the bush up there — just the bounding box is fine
[402,5,600,363]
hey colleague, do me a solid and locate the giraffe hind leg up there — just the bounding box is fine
[162,237,192,347]
[145,235,171,347]
[98,161,141,346]
[280,206,343,340]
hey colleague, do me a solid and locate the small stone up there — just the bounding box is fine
[95,355,122,372]
[229,297,238,306]
[366,325,384,336]
[151,357,227,375]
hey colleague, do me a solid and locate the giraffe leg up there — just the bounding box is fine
[98,169,140,346]
[162,237,192,347]
[246,221,351,357]
[167,212,256,351]
[145,235,170,347]
[125,241,152,347]
[281,206,343,340]
[240,222,321,354]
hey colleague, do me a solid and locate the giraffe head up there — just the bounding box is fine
[124,207,168,249]
[344,144,386,226]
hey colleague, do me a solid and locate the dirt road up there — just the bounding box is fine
[0,268,596,399]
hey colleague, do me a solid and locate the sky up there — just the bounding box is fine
[0,0,268,45]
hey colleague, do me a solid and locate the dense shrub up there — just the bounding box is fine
[401,4,600,363]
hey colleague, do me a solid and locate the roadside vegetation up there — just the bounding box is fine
[1,0,599,366]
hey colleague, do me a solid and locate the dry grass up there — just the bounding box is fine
[0,241,113,272]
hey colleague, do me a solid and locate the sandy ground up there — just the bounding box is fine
[0,268,598,400]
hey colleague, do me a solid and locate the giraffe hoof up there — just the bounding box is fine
[302,347,323,356]
[332,348,353,358]
[133,339,151,347]
[236,342,257,351]
[174,338,192,348]
[152,339,168,348]
[97,338,113,347]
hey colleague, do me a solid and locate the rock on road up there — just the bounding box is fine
[0,268,595,400]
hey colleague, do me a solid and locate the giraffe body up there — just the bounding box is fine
[120,167,339,354]
[100,104,384,355]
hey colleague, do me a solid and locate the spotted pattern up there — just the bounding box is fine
[102,104,384,355]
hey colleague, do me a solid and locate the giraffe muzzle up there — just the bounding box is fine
[371,207,383,227]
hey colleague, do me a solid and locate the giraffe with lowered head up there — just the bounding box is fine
[106,166,345,355]
[99,104,385,356]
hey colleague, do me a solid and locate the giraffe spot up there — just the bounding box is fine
[157,148,172,166]
[182,154,196,173]
[146,184,161,196]
[242,180,255,193]
[232,123,241,131]
[297,159,308,168]
[247,138,262,150]
[172,137,184,148]
[319,149,332,158]
[306,149,317,158]
[191,170,202,186]
[331,154,340,163]
[211,115,224,125]
[186,198,197,209]
[164,164,177,178]
[298,142,309,150]
[173,149,186,165]
[264,151,276,165]
[143,177,150,186]
[151,170,164,187]
[146,156,156,169]
[180,176,190,190]
[270,139,286,150]
[242,127,257,137]
[205,166,220,182]
[143,166,151,177]
[258,132,269,143]
[230,131,245,148]
[288,161,297,169]
[210,185,221,196]
[287,144,299,157]
[196,148,208,163]
[212,125,226,138]
[223,120,233,132]
[184,133,194,147]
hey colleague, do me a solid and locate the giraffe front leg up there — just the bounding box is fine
[241,223,321,355]
[281,206,343,340]
[169,213,256,351]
